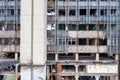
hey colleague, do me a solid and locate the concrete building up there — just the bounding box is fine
[0,0,20,79]
[0,0,119,80]
[47,0,120,80]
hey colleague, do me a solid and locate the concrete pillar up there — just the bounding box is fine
[115,54,119,60]
[96,53,99,61]
[15,52,18,60]
[15,64,19,80]
[55,53,58,61]
[75,65,79,73]
[110,76,113,80]
[115,76,118,80]
[75,75,79,80]
[95,75,100,80]
[75,53,78,61]
[106,76,110,80]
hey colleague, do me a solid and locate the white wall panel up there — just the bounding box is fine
[21,66,46,80]
[87,64,118,73]
[20,0,32,64]
[21,0,46,65]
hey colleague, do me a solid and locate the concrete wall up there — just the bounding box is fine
[21,66,46,80]
[0,31,20,38]
[68,46,107,53]
[20,0,46,65]
[87,64,118,73]
[68,31,104,38]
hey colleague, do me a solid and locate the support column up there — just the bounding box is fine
[75,53,78,61]
[96,53,99,61]
[115,54,119,60]
[115,76,118,80]
[15,63,19,80]
[75,65,79,73]
[55,53,58,61]
[75,75,79,80]
[95,75,100,80]
[106,76,110,80]
[15,52,18,60]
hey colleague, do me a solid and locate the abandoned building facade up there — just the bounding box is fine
[47,0,120,80]
[0,0,119,80]
[0,0,20,79]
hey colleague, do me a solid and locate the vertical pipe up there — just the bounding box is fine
[31,0,34,80]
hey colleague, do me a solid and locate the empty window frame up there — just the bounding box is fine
[89,39,96,45]
[68,24,76,30]
[101,0,107,1]
[78,65,86,72]
[89,24,96,30]
[79,24,86,30]
[69,9,76,16]
[58,54,75,60]
[47,54,55,60]
[59,0,65,1]
[59,39,65,45]
[59,9,65,16]
[68,38,76,45]
[111,9,116,15]
[99,24,106,31]
[80,0,86,1]
[99,39,107,45]
[80,9,86,16]
[62,65,75,71]
[0,9,4,16]
[90,9,97,16]
[69,0,76,1]
[58,24,65,30]
[8,9,14,16]
[7,24,15,30]
[100,9,107,16]
[79,38,86,45]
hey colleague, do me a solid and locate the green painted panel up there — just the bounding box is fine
[5,74,15,80]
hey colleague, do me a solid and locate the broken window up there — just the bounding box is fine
[99,24,106,31]
[99,53,113,60]
[62,65,75,72]
[89,39,96,45]
[99,39,107,45]
[8,38,15,45]
[78,65,86,72]
[58,24,65,30]
[68,24,76,30]
[16,24,20,31]
[8,9,14,16]
[79,24,86,30]
[7,24,15,30]
[59,9,65,16]
[89,24,96,30]
[100,9,107,16]
[90,9,97,16]
[80,9,86,16]
[101,0,107,1]
[59,0,65,1]
[111,9,116,15]
[47,54,55,60]
[58,54,75,60]
[69,0,76,1]
[80,0,86,1]
[69,9,76,16]
[79,38,86,45]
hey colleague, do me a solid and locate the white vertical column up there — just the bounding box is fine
[20,0,46,80]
